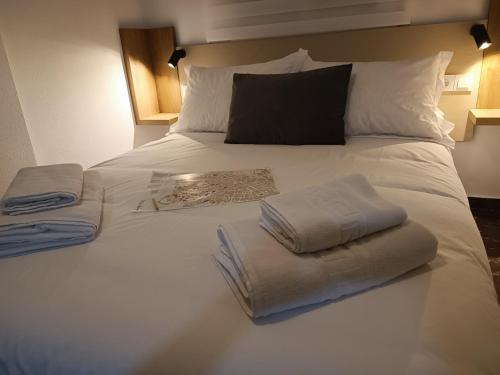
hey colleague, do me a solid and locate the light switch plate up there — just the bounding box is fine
[444,74,473,93]
[444,75,457,91]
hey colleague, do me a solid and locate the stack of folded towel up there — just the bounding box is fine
[1,164,84,215]
[214,174,438,318]
[0,164,103,257]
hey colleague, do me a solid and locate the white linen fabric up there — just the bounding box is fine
[0,132,499,374]
[260,174,407,253]
[1,164,83,215]
[0,171,102,257]
[302,52,453,142]
[436,108,456,148]
[175,49,308,133]
[215,219,437,318]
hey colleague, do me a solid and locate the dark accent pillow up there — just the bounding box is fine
[225,64,352,145]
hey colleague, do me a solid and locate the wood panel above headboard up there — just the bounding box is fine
[178,21,484,141]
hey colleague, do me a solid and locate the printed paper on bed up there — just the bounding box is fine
[135,169,279,212]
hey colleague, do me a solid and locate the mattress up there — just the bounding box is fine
[0,132,499,374]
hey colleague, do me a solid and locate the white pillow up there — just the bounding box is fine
[302,52,454,141]
[176,49,308,133]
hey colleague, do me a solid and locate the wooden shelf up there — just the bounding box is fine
[469,109,500,126]
[120,27,181,126]
[442,90,471,96]
[141,113,179,125]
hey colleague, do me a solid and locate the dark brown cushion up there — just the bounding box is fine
[225,64,352,145]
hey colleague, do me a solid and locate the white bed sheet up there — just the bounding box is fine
[0,133,499,374]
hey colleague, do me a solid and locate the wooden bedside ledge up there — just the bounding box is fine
[442,90,472,96]
[139,113,179,126]
[469,109,500,126]
[120,27,181,126]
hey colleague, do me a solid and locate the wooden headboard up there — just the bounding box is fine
[178,21,484,141]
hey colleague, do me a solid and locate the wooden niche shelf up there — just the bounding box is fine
[120,27,181,125]
[472,0,500,127]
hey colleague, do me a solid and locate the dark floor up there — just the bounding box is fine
[469,197,500,302]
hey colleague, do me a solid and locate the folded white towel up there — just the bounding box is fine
[0,171,102,257]
[260,174,407,253]
[215,218,437,318]
[1,164,83,215]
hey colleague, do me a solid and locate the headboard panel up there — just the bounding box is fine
[178,21,484,141]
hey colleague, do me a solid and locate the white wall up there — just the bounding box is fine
[142,0,208,45]
[203,0,410,42]
[0,0,148,168]
[453,126,500,198]
[0,33,36,195]
[409,0,490,24]
[142,0,490,45]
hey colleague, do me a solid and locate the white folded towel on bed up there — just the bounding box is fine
[1,164,83,215]
[260,174,407,253]
[0,171,102,257]
[215,218,437,318]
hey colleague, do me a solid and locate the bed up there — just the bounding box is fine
[2,18,500,374]
[0,132,499,374]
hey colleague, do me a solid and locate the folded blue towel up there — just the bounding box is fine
[0,171,102,257]
[1,164,83,215]
[260,174,407,253]
[215,218,437,318]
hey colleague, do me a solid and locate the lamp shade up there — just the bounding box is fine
[168,48,186,68]
[470,24,492,50]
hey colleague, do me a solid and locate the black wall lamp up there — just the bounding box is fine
[168,47,186,68]
[470,24,492,50]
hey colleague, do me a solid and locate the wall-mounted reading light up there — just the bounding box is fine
[470,24,492,50]
[168,47,186,68]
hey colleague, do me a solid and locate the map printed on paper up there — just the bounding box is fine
[134,169,279,212]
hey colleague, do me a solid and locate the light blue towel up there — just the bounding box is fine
[1,164,83,215]
[215,218,438,318]
[260,174,407,253]
[0,171,102,257]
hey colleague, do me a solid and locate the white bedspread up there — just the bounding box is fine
[0,133,499,374]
